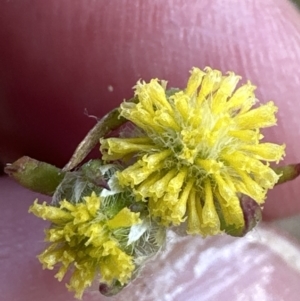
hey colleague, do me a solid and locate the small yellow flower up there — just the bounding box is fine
[29,192,140,299]
[100,67,285,236]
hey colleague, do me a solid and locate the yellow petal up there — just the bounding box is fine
[211,72,241,114]
[197,67,222,105]
[226,81,256,113]
[83,223,107,247]
[167,167,188,194]
[29,200,72,224]
[106,208,141,229]
[214,174,237,206]
[169,178,195,225]
[145,79,173,112]
[120,103,164,133]
[45,228,65,242]
[154,110,180,131]
[196,158,223,174]
[100,137,154,161]
[186,188,202,234]
[55,250,75,281]
[171,91,191,120]
[228,129,261,144]
[149,168,178,198]
[235,101,278,129]
[185,67,205,97]
[67,262,96,299]
[38,245,64,269]
[117,161,160,187]
[215,191,244,229]
[83,192,101,216]
[100,241,135,285]
[240,143,285,163]
[71,205,91,224]
[141,149,172,169]
[201,179,221,235]
[134,172,162,200]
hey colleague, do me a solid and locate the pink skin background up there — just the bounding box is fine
[1,0,300,300]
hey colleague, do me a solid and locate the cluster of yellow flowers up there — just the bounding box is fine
[30,67,285,298]
[101,67,285,235]
[29,192,140,299]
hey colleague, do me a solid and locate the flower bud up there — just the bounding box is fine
[5,156,64,195]
[273,163,300,185]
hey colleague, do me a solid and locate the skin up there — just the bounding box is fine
[1,0,300,300]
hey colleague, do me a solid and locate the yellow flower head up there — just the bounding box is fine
[100,67,285,236]
[29,192,140,299]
